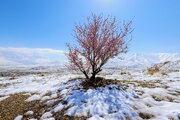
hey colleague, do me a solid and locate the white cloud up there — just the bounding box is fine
[0,47,67,67]
[0,47,65,56]
[0,57,23,66]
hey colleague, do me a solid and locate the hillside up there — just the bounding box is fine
[0,48,180,71]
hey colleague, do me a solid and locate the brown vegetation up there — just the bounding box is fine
[0,93,89,120]
[139,112,155,119]
[81,77,123,89]
[147,65,160,75]
[0,71,48,77]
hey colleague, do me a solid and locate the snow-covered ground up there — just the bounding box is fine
[0,69,180,120]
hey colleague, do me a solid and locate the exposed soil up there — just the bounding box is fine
[0,93,88,120]
[0,93,32,120]
[139,112,155,119]
[80,77,167,90]
[81,77,124,89]
[0,83,11,88]
[0,93,55,120]
[0,71,48,77]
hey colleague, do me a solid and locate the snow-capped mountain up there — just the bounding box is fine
[152,59,180,71]
[106,53,180,69]
[0,47,180,70]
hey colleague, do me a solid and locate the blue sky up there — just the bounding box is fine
[0,0,180,53]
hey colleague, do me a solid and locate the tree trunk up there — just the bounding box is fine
[83,71,89,79]
[90,73,96,81]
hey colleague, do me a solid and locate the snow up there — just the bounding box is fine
[26,94,42,101]
[0,95,9,101]
[53,103,64,112]
[0,61,180,120]
[106,53,180,69]
[87,115,105,120]
[41,96,51,101]
[25,111,34,116]
[14,115,23,120]
[168,81,180,91]
[137,101,180,120]
[63,85,140,120]
[42,118,55,120]
[104,70,180,82]
[133,85,180,120]
[40,112,53,119]
[0,74,82,96]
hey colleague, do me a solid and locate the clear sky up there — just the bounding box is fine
[0,0,180,53]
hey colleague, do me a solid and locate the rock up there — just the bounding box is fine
[25,111,34,116]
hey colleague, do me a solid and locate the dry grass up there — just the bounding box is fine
[139,112,155,119]
[119,79,168,89]
[120,71,131,75]
[81,77,168,90]
[147,66,160,75]
[0,71,48,77]
[152,95,174,102]
[0,81,21,89]
[0,92,88,120]
[0,83,11,88]
[160,71,168,76]
[81,77,123,89]
[0,93,32,120]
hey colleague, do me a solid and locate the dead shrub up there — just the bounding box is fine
[139,112,155,119]
[81,77,122,89]
[147,66,160,75]
[161,71,168,76]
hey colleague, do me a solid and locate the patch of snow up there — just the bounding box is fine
[0,62,179,120]
[42,118,55,120]
[26,94,42,102]
[138,102,180,120]
[133,85,180,120]
[64,85,140,120]
[53,103,64,112]
[41,96,51,101]
[50,93,57,98]
[87,115,104,120]
[168,81,180,91]
[0,74,83,96]
[25,111,34,116]
[14,115,23,120]
[40,112,52,119]
[0,95,9,101]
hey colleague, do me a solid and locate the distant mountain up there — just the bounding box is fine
[150,59,180,72]
[0,47,180,71]
[106,53,180,70]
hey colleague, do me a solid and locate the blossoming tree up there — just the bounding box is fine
[67,14,133,81]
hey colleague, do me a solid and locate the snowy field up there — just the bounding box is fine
[0,68,180,120]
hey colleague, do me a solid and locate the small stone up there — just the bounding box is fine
[25,111,34,116]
